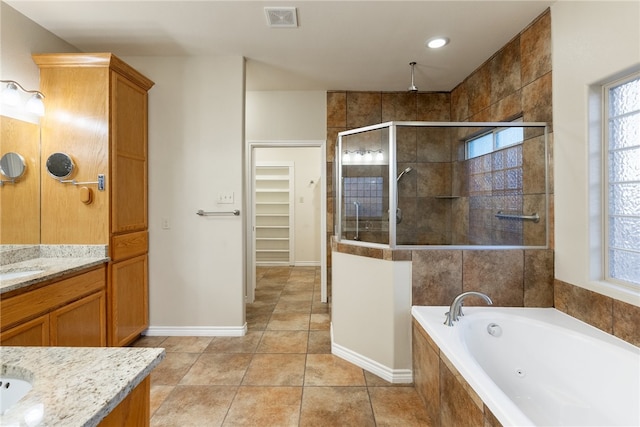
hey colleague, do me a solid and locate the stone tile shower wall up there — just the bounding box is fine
[326,9,554,306]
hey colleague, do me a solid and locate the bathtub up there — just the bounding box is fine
[411,306,640,426]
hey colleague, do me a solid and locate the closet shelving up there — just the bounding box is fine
[254,164,293,265]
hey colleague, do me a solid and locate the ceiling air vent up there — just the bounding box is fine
[264,7,298,28]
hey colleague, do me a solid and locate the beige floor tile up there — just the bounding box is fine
[299,386,375,427]
[131,336,167,347]
[256,330,309,353]
[149,384,173,416]
[368,387,434,426]
[267,312,311,330]
[311,302,330,314]
[307,331,332,354]
[246,311,271,330]
[151,385,237,427]
[223,386,302,426]
[304,354,366,386]
[160,336,213,353]
[364,370,414,387]
[242,353,306,386]
[139,267,432,426]
[180,353,252,385]
[151,352,200,385]
[309,313,330,330]
[205,331,263,353]
[261,267,291,280]
[280,289,314,302]
[255,288,282,302]
[274,299,312,313]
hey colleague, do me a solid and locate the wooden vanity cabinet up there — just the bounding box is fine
[33,53,154,347]
[0,266,107,346]
[0,314,49,346]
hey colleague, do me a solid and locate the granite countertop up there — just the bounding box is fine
[0,245,109,295]
[0,346,165,426]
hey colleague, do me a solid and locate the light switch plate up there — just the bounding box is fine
[217,191,234,204]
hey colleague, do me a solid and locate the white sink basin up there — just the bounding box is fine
[0,376,33,415]
[0,270,43,281]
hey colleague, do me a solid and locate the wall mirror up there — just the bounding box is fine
[46,152,74,179]
[0,152,26,180]
[0,115,40,244]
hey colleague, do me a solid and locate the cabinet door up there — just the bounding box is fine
[109,254,148,346]
[0,314,50,346]
[50,291,106,346]
[111,72,148,234]
[98,376,150,427]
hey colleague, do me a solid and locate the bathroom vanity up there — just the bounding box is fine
[32,53,154,347]
[0,245,109,346]
[0,346,164,426]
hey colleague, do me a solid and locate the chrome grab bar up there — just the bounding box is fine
[495,211,539,223]
[196,209,240,216]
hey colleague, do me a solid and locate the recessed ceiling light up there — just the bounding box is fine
[426,37,450,49]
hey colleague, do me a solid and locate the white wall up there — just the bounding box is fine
[255,147,322,265]
[552,1,640,306]
[124,55,247,334]
[0,2,78,121]
[246,91,326,141]
[246,91,326,266]
[331,252,413,382]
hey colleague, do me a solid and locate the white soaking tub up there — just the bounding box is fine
[411,306,640,426]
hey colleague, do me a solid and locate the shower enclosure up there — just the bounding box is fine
[336,121,549,248]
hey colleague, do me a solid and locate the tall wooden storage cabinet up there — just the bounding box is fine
[34,53,154,346]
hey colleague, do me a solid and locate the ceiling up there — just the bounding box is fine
[6,0,555,92]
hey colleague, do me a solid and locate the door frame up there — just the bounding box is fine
[245,140,327,303]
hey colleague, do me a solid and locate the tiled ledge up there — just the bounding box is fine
[554,279,640,347]
[332,239,412,261]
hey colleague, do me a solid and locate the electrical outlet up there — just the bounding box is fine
[161,218,170,229]
[217,191,234,204]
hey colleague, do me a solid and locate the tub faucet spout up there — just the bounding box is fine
[444,291,493,326]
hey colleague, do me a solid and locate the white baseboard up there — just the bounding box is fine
[294,261,320,267]
[331,336,413,384]
[144,323,247,337]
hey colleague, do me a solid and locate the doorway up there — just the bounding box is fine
[246,141,327,304]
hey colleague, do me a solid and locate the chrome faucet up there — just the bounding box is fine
[443,291,493,326]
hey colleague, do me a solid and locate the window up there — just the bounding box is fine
[466,120,524,159]
[343,176,383,218]
[604,73,640,287]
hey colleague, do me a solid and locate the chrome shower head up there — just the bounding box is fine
[408,62,418,92]
[396,167,413,181]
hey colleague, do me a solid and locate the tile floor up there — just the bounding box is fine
[133,266,431,426]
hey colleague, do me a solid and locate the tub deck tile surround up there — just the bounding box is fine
[412,318,441,424]
[412,319,503,427]
[555,279,640,347]
[440,357,485,427]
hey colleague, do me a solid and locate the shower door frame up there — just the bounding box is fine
[336,121,549,250]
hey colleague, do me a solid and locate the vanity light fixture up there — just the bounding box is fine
[426,37,450,49]
[342,149,385,165]
[0,80,45,116]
